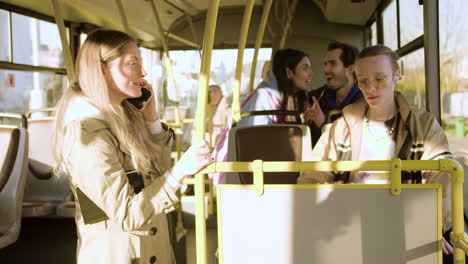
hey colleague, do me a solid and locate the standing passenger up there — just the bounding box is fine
[298,44,454,256]
[305,42,362,147]
[53,29,212,264]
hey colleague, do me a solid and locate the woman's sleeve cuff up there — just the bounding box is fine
[146,119,164,134]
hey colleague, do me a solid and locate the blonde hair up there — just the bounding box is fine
[54,29,161,177]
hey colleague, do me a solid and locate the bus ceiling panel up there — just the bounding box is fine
[189,0,263,10]
[166,5,270,50]
[312,0,380,26]
[1,0,189,49]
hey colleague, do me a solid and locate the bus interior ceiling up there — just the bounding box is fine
[0,0,383,88]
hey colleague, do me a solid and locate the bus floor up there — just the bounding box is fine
[0,217,218,264]
[0,218,77,264]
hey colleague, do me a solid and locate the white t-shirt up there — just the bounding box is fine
[353,118,395,184]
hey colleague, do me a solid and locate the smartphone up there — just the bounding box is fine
[127,87,152,110]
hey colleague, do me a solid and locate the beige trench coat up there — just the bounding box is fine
[62,117,179,264]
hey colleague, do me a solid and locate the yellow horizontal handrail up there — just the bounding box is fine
[197,160,448,174]
[162,118,195,125]
[26,107,56,118]
[195,159,468,262]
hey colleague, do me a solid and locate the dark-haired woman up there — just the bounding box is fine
[211,48,313,185]
[238,48,313,126]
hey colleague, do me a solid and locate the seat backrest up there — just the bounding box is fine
[28,118,55,166]
[24,117,71,203]
[0,128,20,192]
[0,126,28,248]
[227,124,312,184]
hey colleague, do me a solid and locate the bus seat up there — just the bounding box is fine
[23,117,73,217]
[226,124,312,184]
[0,126,29,249]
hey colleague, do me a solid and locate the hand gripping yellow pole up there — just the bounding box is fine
[247,0,273,93]
[194,1,219,263]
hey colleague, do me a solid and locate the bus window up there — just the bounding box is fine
[0,69,67,113]
[80,33,87,46]
[382,0,397,51]
[370,21,377,46]
[397,49,426,110]
[140,47,163,114]
[399,0,423,47]
[12,13,66,68]
[439,0,468,141]
[166,48,272,148]
[0,10,10,61]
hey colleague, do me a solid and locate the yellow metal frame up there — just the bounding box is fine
[165,31,201,50]
[278,0,298,49]
[247,0,273,93]
[193,1,220,263]
[115,0,130,33]
[216,183,443,263]
[232,0,255,123]
[50,0,75,82]
[194,159,466,263]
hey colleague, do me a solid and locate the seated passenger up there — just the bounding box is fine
[53,29,212,264]
[298,44,454,255]
[237,48,313,126]
[211,48,313,185]
[207,84,231,145]
[305,41,362,147]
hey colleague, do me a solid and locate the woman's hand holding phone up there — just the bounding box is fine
[128,80,159,121]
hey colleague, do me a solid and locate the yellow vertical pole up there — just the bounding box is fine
[451,164,465,263]
[149,0,181,127]
[194,0,219,263]
[278,0,298,49]
[50,0,75,82]
[452,180,465,263]
[115,0,130,33]
[247,0,273,93]
[232,0,255,123]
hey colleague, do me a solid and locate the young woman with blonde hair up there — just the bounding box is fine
[54,29,212,264]
[298,44,455,257]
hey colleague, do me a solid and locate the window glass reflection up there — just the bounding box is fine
[382,0,398,50]
[397,49,425,110]
[12,12,65,68]
[370,22,377,46]
[399,0,423,46]
[439,0,468,145]
[0,10,10,61]
[0,69,67,113]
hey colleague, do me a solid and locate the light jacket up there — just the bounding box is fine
[298,92,453,232]
[61,97,179,264]
[237,70,282,126]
